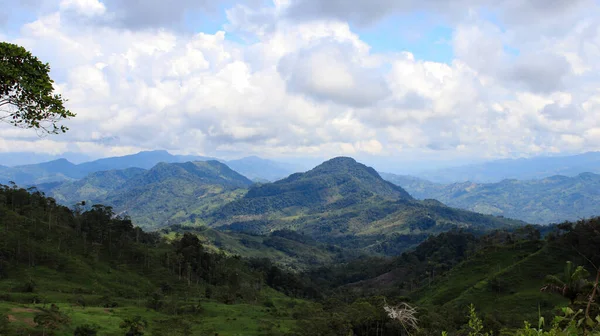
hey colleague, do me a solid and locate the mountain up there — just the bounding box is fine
[226,156,298,181]
[76,150,216,174]
[0,150,217,186]
[215,157,412,216]
[416,151,600,183]
[0,151,92,166]
[37,167,147,205]
[206,157,523,253]
[6,158,84,185]
[100,160,253,228]
[384,172,600,224]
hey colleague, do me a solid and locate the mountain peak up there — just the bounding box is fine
[321,156,357,166]
[307,156,381,180]
[239,157,413,209]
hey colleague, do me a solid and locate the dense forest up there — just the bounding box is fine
[1,183,599,335]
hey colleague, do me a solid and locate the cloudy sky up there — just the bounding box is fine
[2,0,600,170]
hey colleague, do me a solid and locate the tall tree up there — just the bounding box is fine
[0,42,75,134]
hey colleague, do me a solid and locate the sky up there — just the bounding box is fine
[2,0,600,171]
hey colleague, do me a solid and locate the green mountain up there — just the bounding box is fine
[2,174,600,336]
[384,172,600,224]
[101,161,253,228]
[1,150,216,186]
[76,150,216,174]
[207,157,523,253]
[37,167,147,205]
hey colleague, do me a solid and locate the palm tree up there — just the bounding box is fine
[541,261,591,304]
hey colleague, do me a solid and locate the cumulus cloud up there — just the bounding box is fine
[278,39,390,107]
[282,0,591,27]
[2,0,600,163]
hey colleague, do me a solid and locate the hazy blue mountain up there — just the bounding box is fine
[0,151,92,166]
[77,150,217,174]
[6,159,84,185]
[1,150,217,186]
[226,156,300,181]
[384,171,600,224]
[415,151,600,183]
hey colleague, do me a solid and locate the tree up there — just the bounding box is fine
[33,304,71,335]
[74,324,99,336]
[541,261,591,304]
[0,313,12,335]
[0,42,75,134]
[119,316,148,336]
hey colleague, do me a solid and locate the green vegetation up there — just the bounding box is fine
[0,184,318,335]
[207,157,523,254]
[0,42,75,134]
[384,171,600,224]
[2,156,600,335]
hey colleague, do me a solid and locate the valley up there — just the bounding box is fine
[1,152,599,335]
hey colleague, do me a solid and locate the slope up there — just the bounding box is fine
[102,161,253,228]
[385,172,600,224]
[207,157,523,254]
[0,185,315,336]
[37,167,147,205]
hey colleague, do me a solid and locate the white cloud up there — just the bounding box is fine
[2,0,600,162]
[59,0,105,17]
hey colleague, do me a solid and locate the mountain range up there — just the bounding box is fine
[7,149,600,228]
[415,151,600,183]
[383,172,600,224]
[34,156,523,255]
[1,150,297,186]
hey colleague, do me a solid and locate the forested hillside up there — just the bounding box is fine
[384,172,600,224]
[1,184,599,335]
[207,157,524,254]
[0,184,320,335]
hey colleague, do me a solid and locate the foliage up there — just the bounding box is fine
[73,323,99,336]
[120,315,148,336]
[385,172,600,224]
[0,313,12,335]
[0,42,75,133]
[33,304,71,335]
[541,261,591,304]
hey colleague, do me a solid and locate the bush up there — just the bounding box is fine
[74,324,99,336]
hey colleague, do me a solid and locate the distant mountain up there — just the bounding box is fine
[384,172,600,224]
[225,156,298,181]
[416,151,600,183]
[77,150,217,174]
[38,167,147,205]
[1,150,217,186]
[0,151,92,166]
[207,157,522,252]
